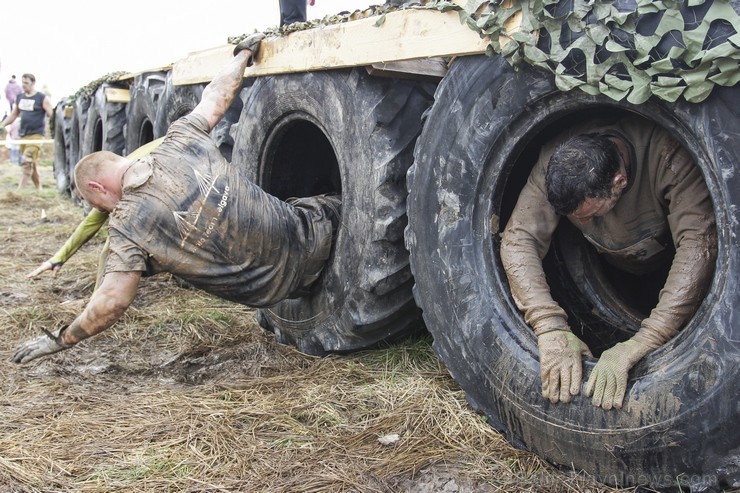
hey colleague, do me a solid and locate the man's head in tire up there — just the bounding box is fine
[545,134,629,224]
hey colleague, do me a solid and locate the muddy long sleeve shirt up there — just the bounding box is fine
[105,114,338,308]
[500,115,716,347]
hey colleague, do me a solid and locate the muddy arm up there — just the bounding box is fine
[192,50,253,132]
[60,271,142,345]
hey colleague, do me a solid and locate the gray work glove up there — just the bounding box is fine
[585,338,652,410]
[232,33,266,65]
[13,325,73,364]
[538,329,593,403]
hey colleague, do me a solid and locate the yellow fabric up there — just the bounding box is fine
[20,134,43,158]
[48,137,165,265]
[50,208,109,265]
[128,137,164,159]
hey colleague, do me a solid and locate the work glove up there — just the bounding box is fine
[13,325,72,364]
[537,329,592,403]
[585,338,652,410]
[233,33,266,65]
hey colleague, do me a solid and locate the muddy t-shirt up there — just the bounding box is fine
[106,114,327,307]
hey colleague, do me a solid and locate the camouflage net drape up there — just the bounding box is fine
[429,0,739,103]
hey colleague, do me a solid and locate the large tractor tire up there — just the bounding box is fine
[232,68,435,355]
[154,72,204,137]
[81,83,127,157]
[406,54,739,491]
[51,99,73,195]
[125,71,166,154]
[154,71,247,161]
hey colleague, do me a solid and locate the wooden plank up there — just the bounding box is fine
[173,46,232,86]
[172,7,490,85]
[104,87,130,104]
[115,65,173,83]
[366,58,448,82]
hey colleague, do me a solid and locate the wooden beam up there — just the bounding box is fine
[366,58,448,82]
[172,7,489,85]
[104,87,130,104]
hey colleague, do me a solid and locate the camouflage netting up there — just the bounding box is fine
[49,72,129,140]
[233,0,738,104]
[71,71,130,102]
[443,0,740,103]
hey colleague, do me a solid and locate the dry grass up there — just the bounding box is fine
[0,154,634,492]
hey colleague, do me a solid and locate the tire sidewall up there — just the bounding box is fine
[154,75,204,137]
[81,84,126,157]
[52,100,72,194]
[125,72,166,154]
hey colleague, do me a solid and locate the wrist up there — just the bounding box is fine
[61,319,86,345]
[615,339,653,365]
[534,323,570,337]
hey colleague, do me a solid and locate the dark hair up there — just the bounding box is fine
[545,134,620,215]
[21,73,35,83]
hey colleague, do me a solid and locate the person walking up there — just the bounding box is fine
[0,73,53,190]
[4,75,22,113]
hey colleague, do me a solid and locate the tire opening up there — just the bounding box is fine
[260,115,341,200]
[91,118,103,153]
[498,107,713,356]
[137,120,154,148]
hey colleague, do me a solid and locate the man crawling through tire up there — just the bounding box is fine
[500,117,717,410]
[13,33,341,364]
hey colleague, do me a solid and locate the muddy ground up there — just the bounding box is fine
[0,149,635,492]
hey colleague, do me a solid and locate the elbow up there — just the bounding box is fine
[97,295,132,324]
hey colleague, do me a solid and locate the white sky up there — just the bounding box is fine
[0,0,374,109]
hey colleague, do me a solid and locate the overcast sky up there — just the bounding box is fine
[0,0,374,108]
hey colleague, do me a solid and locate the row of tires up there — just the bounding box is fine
[53,71,212,198]
[52,55,739,492]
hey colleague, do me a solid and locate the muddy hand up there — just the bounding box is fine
[585,339,651,410]
[26,260,61,279]
[232,32,266,64]
[13,326,72,364]
[537,329,592,403]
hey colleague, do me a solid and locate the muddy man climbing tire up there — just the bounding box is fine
[406,53,740,491]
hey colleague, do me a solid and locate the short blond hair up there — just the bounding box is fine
[74,151,120,199]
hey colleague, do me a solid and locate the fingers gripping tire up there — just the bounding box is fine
[233,68,434,355]
[81,83,127,157]
[406,55,739,491]
[125,71,166,153]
